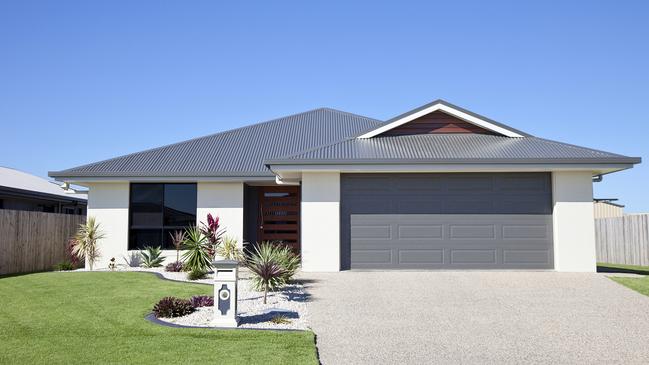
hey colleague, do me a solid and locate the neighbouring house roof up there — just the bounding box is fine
[1,167,87,201]
[265,134,640,165]
[49,108,382,178]
[49,100,641,180]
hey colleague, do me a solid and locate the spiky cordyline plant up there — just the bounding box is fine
[200,213,225,259]
[181,226,211,273]
[71,217,106,271]
[249,241,300,287]
[247,257,287,304]
[169,230,186,262]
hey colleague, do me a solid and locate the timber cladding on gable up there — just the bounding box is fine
[383,110,498,136]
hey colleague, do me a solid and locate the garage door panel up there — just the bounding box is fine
[351,250,392,264]
[398,250,444,264]
[503,250,551,264]
[398,225,443,240]
[341,173,554,270]
[450,250,497,264]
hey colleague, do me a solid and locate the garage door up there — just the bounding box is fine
[340,173,553,270]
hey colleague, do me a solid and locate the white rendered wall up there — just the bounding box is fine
[86,183,130,269]
[301,171,340,272]
[197,182,244,248]
[552,171,597,272]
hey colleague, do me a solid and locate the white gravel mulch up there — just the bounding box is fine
[89,265,309,330]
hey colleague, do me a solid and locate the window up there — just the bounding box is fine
[129,183,197,250]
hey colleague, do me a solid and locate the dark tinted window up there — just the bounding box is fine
[164,184,197,226]
[129,183,196,250]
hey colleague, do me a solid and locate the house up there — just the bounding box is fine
[1,166,86,215]
[593,198,625,218]
[49,100,640,272]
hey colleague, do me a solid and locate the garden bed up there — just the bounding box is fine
[85,266,309,330]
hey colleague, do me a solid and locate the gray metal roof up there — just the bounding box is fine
[49,108,382,178]
[265,134,641,165]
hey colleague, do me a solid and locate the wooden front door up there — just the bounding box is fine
[257,186,300,254]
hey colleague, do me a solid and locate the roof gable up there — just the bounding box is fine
[357,100,528,138]
[382,110,498,136]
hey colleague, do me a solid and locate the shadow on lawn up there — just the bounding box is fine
[597,265,649,276]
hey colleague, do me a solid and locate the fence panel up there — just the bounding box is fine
[0,210,85,275]
[595,215,649,266]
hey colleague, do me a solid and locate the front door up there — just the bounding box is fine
[257,186,301,254]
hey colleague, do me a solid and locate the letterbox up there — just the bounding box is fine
[212,259,239,327]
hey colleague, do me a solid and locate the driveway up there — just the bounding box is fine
[301,271,649,364]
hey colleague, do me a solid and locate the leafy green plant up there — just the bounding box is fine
[215,236,244,261]
[152,297,194,318]
[140,246,164,268]
[54,261,75,271]
[169,230,186,262]
[71,217,106,271]
[187,268,207,281]
[269,315,291,325]
[181,226,212,272]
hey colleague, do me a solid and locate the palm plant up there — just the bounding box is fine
[169,230,186,262]
[71,217,106,271]
[215,236,244,261]
[247,245,288,304]
[140,246,164,268]
[181,226,211,273]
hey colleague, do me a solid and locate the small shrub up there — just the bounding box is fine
[54,261,75,271]
[165,261,184,272]
[216,236,244,261]
[140,246,164,268]
[190,295,214,308]
[187,268,207,281]
[269,315,291,325]
[122,251,141,267]
[152,297,194,318]
[182,226,211,273]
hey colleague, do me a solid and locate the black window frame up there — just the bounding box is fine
[128,183,197,250]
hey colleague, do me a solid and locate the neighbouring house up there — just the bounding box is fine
[593,198,625,218]
[1,166,86,215]
[49,100,640,272]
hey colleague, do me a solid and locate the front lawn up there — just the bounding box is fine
[0,272,317,365]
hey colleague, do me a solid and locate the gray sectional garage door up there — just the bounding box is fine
[340,173,553,270]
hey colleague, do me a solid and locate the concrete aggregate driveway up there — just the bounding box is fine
[300,271,649,364]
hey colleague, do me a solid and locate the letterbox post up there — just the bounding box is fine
[212,259,239,328]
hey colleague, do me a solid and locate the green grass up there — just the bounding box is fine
[611,276,649,297]
[597,262,649,275]
[598,262,649,298]
[0,272,317,365]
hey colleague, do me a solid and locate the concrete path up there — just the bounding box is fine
[301,271,649,364]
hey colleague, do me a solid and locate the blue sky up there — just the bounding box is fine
[1,1,647,211]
